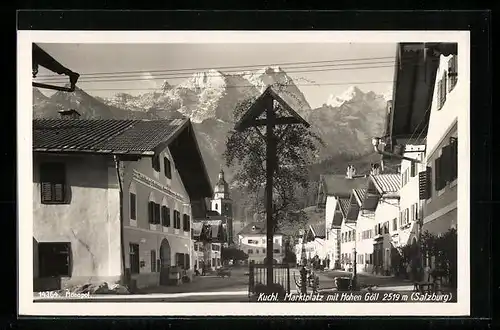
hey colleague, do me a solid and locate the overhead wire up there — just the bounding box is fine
[35,62,396,84]
[34,55,396,78]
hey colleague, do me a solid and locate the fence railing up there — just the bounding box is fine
[248,262,291,296]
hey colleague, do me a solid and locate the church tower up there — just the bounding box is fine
[211,168,233,246]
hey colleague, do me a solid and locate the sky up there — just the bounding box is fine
[35,43,397,109]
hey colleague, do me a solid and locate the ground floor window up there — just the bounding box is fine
[38,242,71,277]
[129,243,140,274]
[151,250,157,272]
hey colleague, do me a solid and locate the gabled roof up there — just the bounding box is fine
[353,188,367,206]
[33,118,186,155]
[370,173,401,196]
[238,221,282,236]
[338,197,351,218]
[309,223,326,239]
[33,117,212,200]
[321,174,369,197]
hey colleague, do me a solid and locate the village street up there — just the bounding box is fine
[34,266,415,303]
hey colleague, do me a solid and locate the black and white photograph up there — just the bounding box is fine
[18,30,470,316]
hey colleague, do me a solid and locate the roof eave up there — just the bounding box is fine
[33,148,155,156]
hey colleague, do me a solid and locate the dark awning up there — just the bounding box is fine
[32,43,80,92]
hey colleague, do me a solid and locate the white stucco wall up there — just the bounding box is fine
[238,233,283,263]
[33,154,121,285]
[425,54,463,161]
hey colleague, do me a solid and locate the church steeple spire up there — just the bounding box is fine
[214,166,229,200]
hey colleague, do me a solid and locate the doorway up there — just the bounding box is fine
[159,238,171,286]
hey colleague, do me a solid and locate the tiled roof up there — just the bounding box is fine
[33,118,188,155]
[322,174,369,197]
[238,221,283,236]
[338,197,351,217]
[371,173,401,194]
[353,189,367,205]
[310,223,326,238]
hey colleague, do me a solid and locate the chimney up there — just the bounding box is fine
[346,165,356,179]
[370,163,381,176]
[58,109,81,120]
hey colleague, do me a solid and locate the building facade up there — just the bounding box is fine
[420,53,459,236]
[237,222,284,264]
[33,117,213,291]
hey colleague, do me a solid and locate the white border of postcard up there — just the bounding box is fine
[18,30,470,316]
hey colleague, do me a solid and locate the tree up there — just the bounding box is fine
[221,246,248,262]
[223,82,324,232]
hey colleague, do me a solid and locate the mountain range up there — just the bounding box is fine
[32,67,390,224]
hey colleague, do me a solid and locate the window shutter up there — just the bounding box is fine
[443,145,453,184]
[451,138,458,181]
[448,55,458,91]
[437,79,442,109]
[419,170,428,200]
[434,158,441,191]
[41,182,53,202]
[155,203,161,224]
[130,193,136,220]
[148,202,154,223]
[442,71,447,106]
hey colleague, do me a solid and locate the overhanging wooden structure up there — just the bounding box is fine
[32,43,80,92]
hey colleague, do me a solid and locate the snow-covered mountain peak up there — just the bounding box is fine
[326,85,364,108]
[178,70,227,90]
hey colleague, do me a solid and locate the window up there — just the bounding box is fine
[173,210,181,229]
[38,242,71,277]
[437,71,448,110]
[434,157,442,191]
[164,157,172,179]
[183,214,191,232]
[383,221,390,234]
[263,248,266,254]
[248,239,258,244]
[148,202,161,224]
[151,250,157,272]
[440,139,458,186]
[129,243,140,274]
[410,162,417,177]
[151,155,160,172]
[273,249,280,253]
[448,55,458,92]
[274,239,279,244]
[413,203,419,221]
[161,206,170,227]
[262,239,266,244]
[40,163,68,204]
[175,253,184,268]
[392,218,397,231]
[184,254,190,270]
[129,193,136,220]
[248,249,253,254]
[255,249,259,254]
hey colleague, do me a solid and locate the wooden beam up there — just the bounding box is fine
[252,117,304,127]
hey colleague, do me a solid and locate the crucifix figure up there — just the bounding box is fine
[234,86,309,288]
